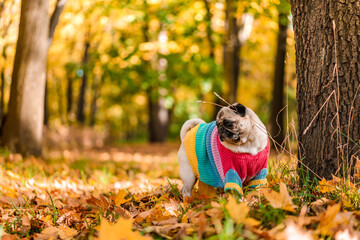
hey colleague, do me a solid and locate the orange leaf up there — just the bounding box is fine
[97,218,147,240]
[115,189,128,206]
[263,182,297,212]
[318,178,336,193]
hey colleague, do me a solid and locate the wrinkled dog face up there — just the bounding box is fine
[216,103,252,145]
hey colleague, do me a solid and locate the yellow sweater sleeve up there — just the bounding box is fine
[183,124,200,177]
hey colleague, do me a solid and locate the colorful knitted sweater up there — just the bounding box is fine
[183,121,269,195]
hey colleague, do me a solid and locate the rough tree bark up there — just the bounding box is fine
[270,12,288,145]
[290,1,360,180]
[1,0,49,156]
[76,41,90,124]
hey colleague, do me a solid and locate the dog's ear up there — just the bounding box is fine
[231,103,246,117]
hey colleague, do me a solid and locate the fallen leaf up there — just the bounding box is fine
[115,189,128,205]
[97,217,147,240]
[263,182,297,212]
[197,181,217,198]
[317,204,341,236]
[198,211,206,238]
[35,226,77,240]
[310,197,330,215]
[226,195,249,224]
[318,178,336,193]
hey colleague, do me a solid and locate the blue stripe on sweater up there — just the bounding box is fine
[195,121,223,187]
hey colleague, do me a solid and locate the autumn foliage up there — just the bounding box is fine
[1,146,360,239]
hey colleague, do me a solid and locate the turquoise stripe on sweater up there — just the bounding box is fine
[205,122,223,187]
[195,122,223,187]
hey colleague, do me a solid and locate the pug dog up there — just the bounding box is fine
[178,103,270,197]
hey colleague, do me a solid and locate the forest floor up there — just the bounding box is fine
[0,141,360,240]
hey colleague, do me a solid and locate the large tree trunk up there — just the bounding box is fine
[224,0,240,104]
[76,41,90,124]
[2,0,49,156]
[291,1,360,180]
[270,12,288,145]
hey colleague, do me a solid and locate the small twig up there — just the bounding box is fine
[197,101,227,109]
[273,105,288,138]
[213,92,232,106]
[303,90,335,135]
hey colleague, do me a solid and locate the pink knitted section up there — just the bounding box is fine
[211,127,225,182]
[216,131,270,182]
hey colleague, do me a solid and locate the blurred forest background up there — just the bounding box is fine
[0,0,295,148]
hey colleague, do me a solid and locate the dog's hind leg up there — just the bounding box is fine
[178,143,196,198]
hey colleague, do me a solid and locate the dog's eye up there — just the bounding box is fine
[223,119,234,128]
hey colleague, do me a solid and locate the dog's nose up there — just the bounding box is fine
[232,135,240,141]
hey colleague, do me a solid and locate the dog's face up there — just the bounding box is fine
[216,103,252,145]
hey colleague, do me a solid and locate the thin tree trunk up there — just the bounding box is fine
[76,41,90,124]
[66,75,73,115]
[89,76,101,126]
[48,0,66,48]
[0,45,7,130]
[203,0,214,59]
[224,0,240,104]
[291,0,360,180]
[142,1,170,143]
[44,80,49,126]
[43,0,66,126]
[2,0,49,156]
[147,89,169,142]
[56,77,65,124]
[270,12,288,145]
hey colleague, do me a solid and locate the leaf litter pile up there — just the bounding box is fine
[1,144,360,240]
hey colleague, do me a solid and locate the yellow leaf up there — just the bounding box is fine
[115,190,128,206]
[263,182,297,212]
[317,204,341,236]
[97,218,147,240]
[226,195,249,224]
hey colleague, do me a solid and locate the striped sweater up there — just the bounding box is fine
[183,121,269,195]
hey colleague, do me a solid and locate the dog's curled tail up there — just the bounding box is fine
[180,118,205,141]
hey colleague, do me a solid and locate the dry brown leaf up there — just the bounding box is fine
[1,235,19,240]
[197,181,217,198]
[152,217,178,226]
[163,199,179,216]
[310,197,330,215]
[147,223,191,238]
[205,208,223,220]
[198,211,206,238]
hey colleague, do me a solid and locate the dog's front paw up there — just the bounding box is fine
[181,186,192,198]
